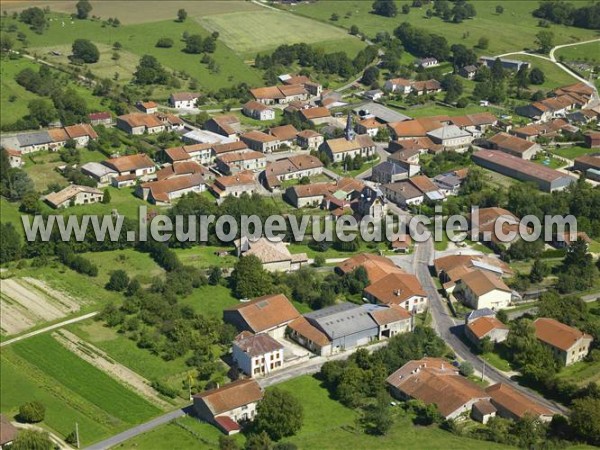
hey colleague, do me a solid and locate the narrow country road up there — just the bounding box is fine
[496,38,600,88]
[0,311,99,347]
[412,237,569,415]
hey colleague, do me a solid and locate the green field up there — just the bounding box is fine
[281,1,598,57]
[0,1,263,24]
[69,320,190,385]
[555,41,600,64]
[122,375,515,449]
[1,13,263,92]
[1,334,161,445]
[179,284,240,317]
[173,246,237,269]
[198,9,362,56]
[83,248,165,285]
[508,54,581,90]
[550,145,600,160]
[0,57,39,126]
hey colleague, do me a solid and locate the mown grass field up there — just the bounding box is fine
[1,334,161,445]
[555,41,600,64]
[82,248,165,286]
[197,9,361,56]
[281,0,598,56]
[0,57,39,126]
[179,284,240,317]
[509,54,581,90]
[173,246,237,269]
[550,145,600,160]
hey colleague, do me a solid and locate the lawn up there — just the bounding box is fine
[330,156,380,178]
[173,246,237,269]
[280,0,598,57]
[197,9,359,56]
[179,284,240,317]
[511,54,581,90]
[288,241,385,259]
[550,145,600,160]
[481,352,513,372]
[68,320,190,385]
[532,154,567,170]
[82,248,165,286]
[0,197,23,230]
[555,41,600,64]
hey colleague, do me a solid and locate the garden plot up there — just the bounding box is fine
[0,277,83,335]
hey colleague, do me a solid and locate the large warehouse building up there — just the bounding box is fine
[472,150,576,192]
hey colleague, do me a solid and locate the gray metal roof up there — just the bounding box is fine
[305,302,378,340]
[466,308,496,322]
[373,161,408,176]
[353,102,411,124]
[433,173,461,188]
[17,131,52,147]
[427,125,471,140]
[81,162,117,178]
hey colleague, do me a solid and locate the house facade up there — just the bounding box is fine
[232,333,284,378]
[44,185,103,209]
[533,318,593,366]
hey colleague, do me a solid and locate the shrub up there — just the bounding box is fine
[156,37,174,48]
[19,401,45,423]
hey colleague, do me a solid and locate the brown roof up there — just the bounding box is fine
[300,107,331,120]
[409,175,438,194]
[387,77,412,87]
[218,150,265,164]
[118,113,163,129]
[336,253,401,281]
[156,161,207,180]
[279,84,307,97]
[234,333,283,356]
[358,118,384,129]
[225,294,300,333]
[383,180,423,200]
[142,173,204,203]
[210,115,240,136]
[265,154,323,177]
[287,316,330,347]
[48,128,69,142]
[391,234,412,249]
[171,92,199,102]
[388,118,443,138]
[288,182,331,198]
[386,358,488,417]
[466,316,508,339]
[244,100,271,112]
[433,255,474,274]
[364,273,426,305]
[213,171,255,188]
[45,185,102,207]
[89,111,111,121]
[269,124,299,141]
[282,75,311,85]
[65,123,98,139]
[297,129,322,139]
[213,141,248,155]
[104,153,155,173]
[486,383,554,419]
[0,414,17,445]
[554,82,594,98]
[488,132,537,155]
[194,379,263,416]
[412,79,441,92]
[139,101,157,109]
[369,304,411,325]
[473,150,574,184]
[325,134,375,153]
[241,130,279,144]
[533,318,593,352]
[473,399,497,416]
[389,137,441,154]
[574,154,600,170]
[164,146,190,162]
[460,270,511,297]
[250,86,285,100]
[450,112,497,128]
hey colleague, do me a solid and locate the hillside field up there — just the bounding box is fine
[1,334,161,445]
[280,0,598,56]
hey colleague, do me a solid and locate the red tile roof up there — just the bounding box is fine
[533,318,593,352]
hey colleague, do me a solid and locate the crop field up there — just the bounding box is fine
[281,0,598,56]
[1,334,161,445]
[68,320,190,385]
[197,9,362,56]
[0,277,84,335]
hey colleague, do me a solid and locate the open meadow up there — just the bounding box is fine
[555,41,600,64]
[197,9,363,56]
[1,333,161,446]
[281,0,599,56]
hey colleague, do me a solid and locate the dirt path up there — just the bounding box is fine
[53,330,173,410]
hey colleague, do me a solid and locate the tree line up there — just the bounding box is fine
[533,1,600,30]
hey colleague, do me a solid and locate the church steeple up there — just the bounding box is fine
[344,111,355,141]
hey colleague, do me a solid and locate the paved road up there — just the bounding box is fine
[412,237,569,415]
[1,311,99,347]
[85,408,188,450]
